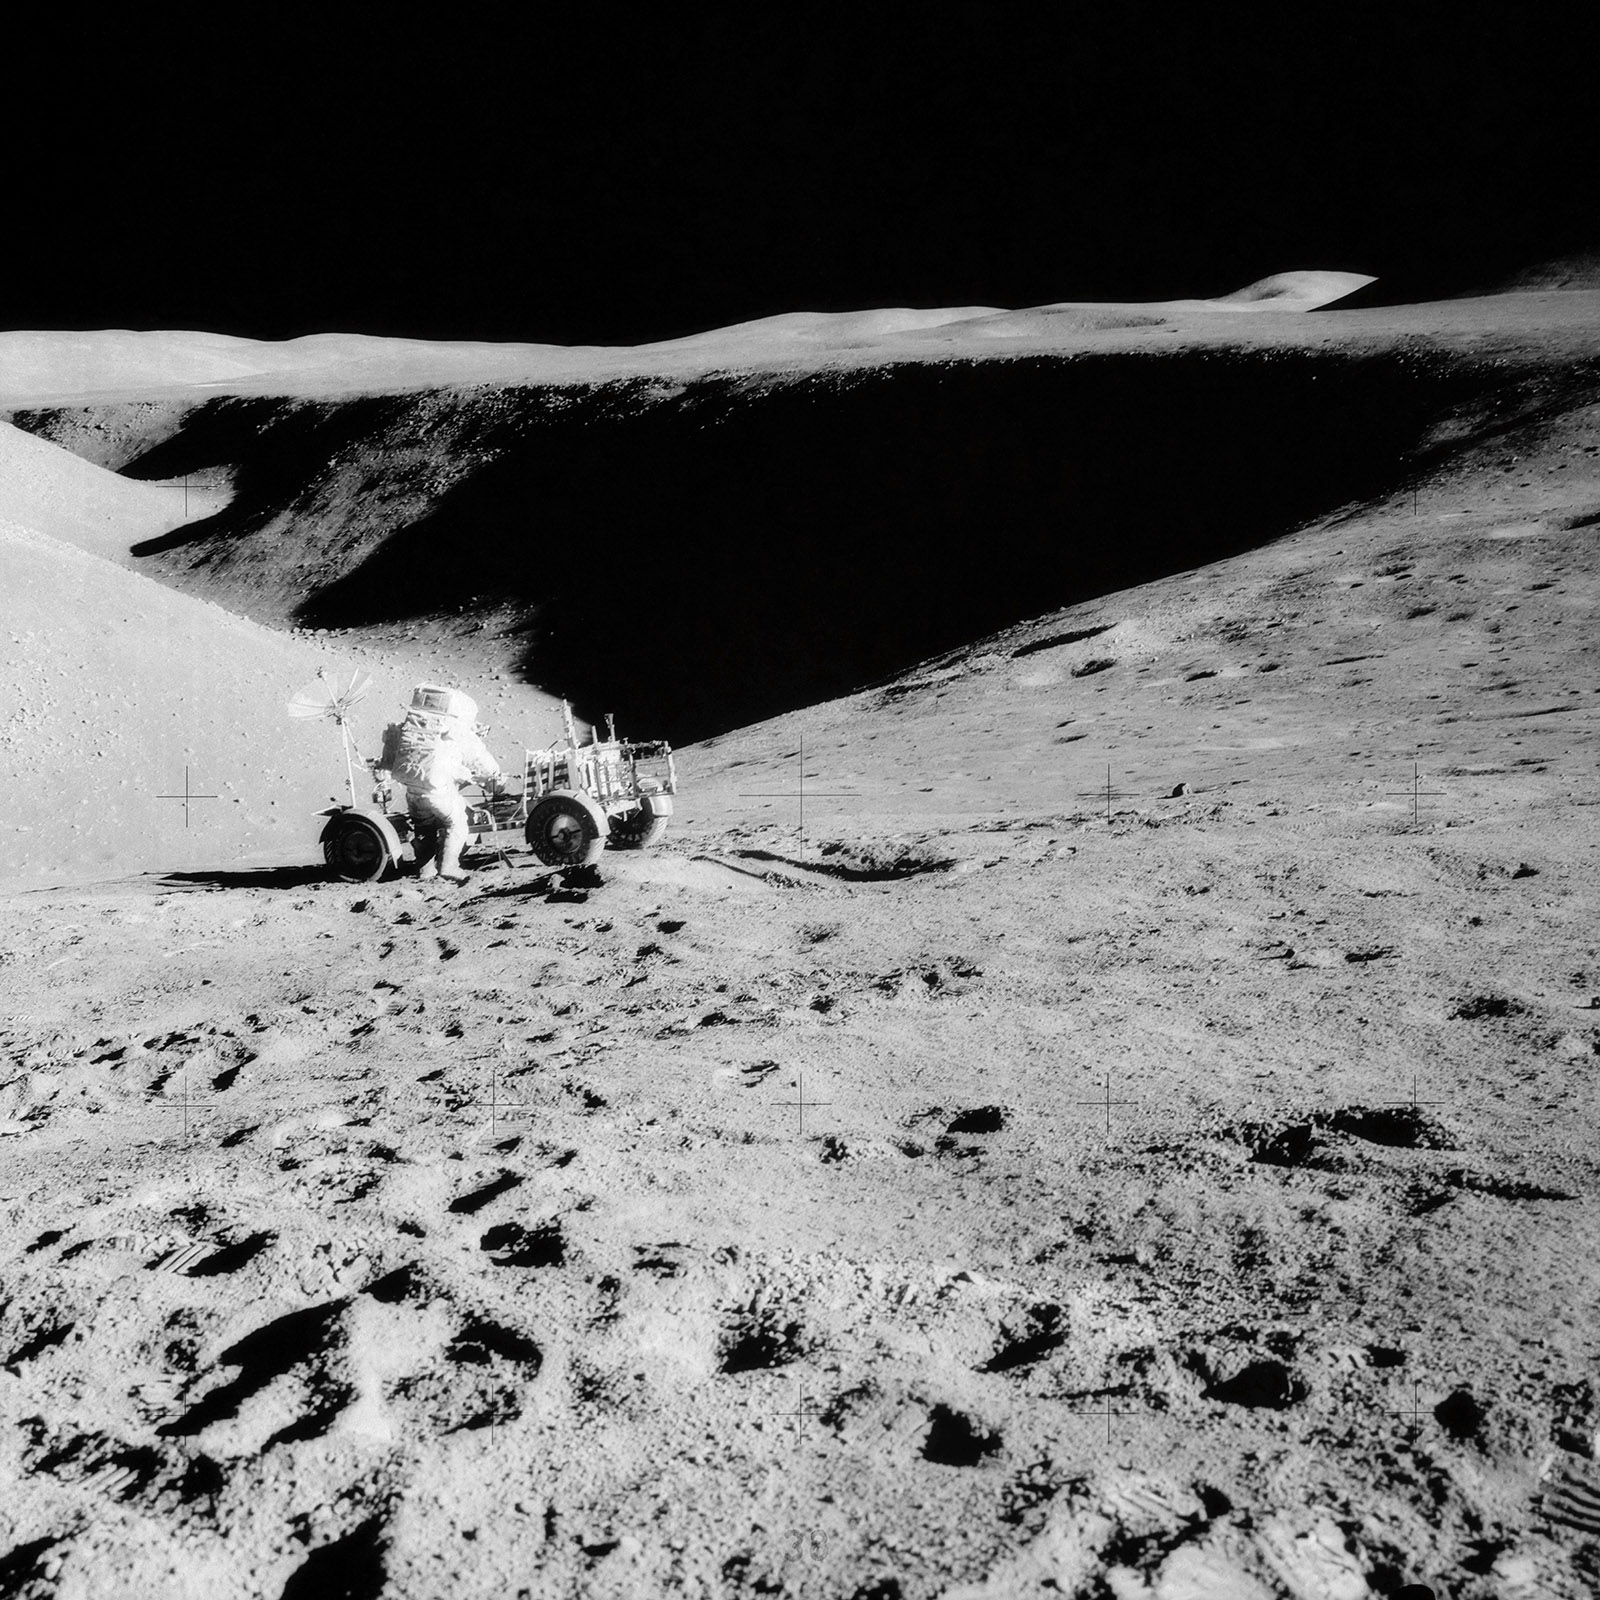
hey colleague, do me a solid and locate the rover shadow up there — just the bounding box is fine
[156,865,327,890]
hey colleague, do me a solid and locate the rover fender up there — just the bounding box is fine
[317,805,407,856]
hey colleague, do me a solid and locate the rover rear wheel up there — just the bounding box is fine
[525,792,607,867]
[605,806,669,850]
[323,815,393,882]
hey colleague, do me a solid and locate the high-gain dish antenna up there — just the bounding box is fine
[287,669,372,806]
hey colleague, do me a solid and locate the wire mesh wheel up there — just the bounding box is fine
[322,815,393,882]
[524,793,607,867]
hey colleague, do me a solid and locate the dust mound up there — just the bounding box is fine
[0,515,427,883]
[646,305,1004,350]
[0,329,578,406]
[0,428,565,884]
[1487,250,1600,293]
[0,329,276,395]
[0,270,1380,407]
[0,419,226,562]
[1212,270,1377,310]
[953,306,1171,338]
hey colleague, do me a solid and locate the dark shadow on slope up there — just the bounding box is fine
[302,351,1465,740]
[124,394,422,561]
[95,351,1515,743]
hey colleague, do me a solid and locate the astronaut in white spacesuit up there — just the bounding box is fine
[385,685,502,883]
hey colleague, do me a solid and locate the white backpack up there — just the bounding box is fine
[386,712,456,792]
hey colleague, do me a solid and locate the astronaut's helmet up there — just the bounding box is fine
[409,684,478,726]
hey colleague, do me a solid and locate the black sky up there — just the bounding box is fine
[9,8,1596,345]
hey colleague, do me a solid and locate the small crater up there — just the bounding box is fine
[731,846,953,882]
[1237,1120,1328,1169]
[189,1231,274,1277]
[1326,1105,1453,1149]
[1184,669,1217,681]
[1011,623,1114,659]
[1451,994,1528,1020]
[0,1538,61,1595]
[481,1220,566,1267]
[850,1582,905,1600]
[1071,658,1116,678]
[5,1321,74,1369]
[1445,1168,1575,1202]
[158,1301,346,1438]
[1204,1358,1305,1410]
[719,1311,807,1373]
[922,1404,1002,1466]
[1435,1387,1486,1441]
[631,1243,684,1277]
[947,1105,1007,1135]
[980,1306,1066,1374]
[280,1516,388,1600]
[447,1317,542,1373]
[364,1263,431,1303]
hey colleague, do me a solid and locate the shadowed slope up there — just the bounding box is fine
[293,351,1467,740]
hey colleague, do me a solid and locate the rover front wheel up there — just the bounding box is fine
[524,793,607,867]
[323,815,393,882]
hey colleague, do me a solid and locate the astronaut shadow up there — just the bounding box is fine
[472,864,602,903]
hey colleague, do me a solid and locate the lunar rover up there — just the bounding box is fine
[297,677,676,884]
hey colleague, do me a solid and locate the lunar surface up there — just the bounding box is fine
[1,276,1598,1598]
